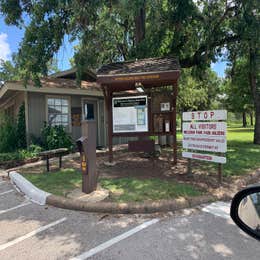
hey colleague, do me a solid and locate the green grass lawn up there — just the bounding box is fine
[23,169,82,196]
[23,169,203,201]
[100,178,202,202]
[224,127,260,176]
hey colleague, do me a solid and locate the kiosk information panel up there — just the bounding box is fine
[112,95,148,133]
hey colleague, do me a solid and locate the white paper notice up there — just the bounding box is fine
[112,96,148,133]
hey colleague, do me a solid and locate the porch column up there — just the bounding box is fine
[24,91,30,147]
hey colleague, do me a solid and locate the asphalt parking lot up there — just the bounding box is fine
[0,176,152,260]
[0,176,259,260]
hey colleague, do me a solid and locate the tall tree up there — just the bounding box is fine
[226,0,259,143]
[223,59,254,127]
[0,58,21,81]
[0,0,259,142]
[177,68,220,113]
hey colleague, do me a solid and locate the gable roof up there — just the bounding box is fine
[49,67,97,82]
[97,57,180,76]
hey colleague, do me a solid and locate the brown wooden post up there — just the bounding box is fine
[187,158,192,176]
[79,120,98,193]
[108,91,113,163]
[46,155,50,172]
[172,84,178,165]
[148,93,153,133]
[218,163,222,185]
[103,87,114,163]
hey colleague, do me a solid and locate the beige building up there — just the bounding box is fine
[0,69,107,147]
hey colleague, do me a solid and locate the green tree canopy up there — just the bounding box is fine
[0,0,246,79]
[177,68,220,112]
[223,58,254,115]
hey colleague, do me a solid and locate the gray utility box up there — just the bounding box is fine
[76,120,98,194]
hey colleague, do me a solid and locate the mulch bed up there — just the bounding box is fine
[0,157,40,169]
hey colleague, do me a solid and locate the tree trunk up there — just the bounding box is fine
[242,111,247,127]
[249,46,260,144]
[250,112,254,126]
[134,1,146,45]
[254,102,260,144]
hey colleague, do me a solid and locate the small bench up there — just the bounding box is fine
[39,148,69,172]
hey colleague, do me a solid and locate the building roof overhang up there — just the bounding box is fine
[0,78,103,102]
[97,57,181,92]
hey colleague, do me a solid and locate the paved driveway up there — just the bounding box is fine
[0,176,259,260]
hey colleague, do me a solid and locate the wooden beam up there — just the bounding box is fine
[97,70,180,85]
[103,86,114,163]
[172,84,178,165]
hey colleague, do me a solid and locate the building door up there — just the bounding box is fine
[82,100,98,145]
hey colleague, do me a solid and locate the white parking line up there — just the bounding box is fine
[0,201,31,215]
[71,218,160,260]
[0,217,67,251]
[202,201,231,219]
[0,190,14,196]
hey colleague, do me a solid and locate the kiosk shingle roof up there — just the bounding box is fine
[97,57,180,76]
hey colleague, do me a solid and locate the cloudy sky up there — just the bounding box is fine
[0,16,227,77]
[0,32,11,61]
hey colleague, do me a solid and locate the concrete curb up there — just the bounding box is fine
[8,169,260,214]
[9,171,50,205]
[46,194,217,214]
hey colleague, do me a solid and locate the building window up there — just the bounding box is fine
[47,97,69,128]
[84,103,95,120]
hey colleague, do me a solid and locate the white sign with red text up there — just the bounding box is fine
[182,152,226,164]
[183,136,227,152]
[182,122,227,152]
[183,110,227,121]
[182,110,227,164]
[182,122,226,138]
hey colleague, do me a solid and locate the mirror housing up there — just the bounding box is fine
[230,185,260,241]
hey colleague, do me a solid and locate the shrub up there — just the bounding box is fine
[41,123,73,151]
[17,103,27,149]
[0,145,42,162]
[0,103,27,153]
[18,144,43,159]
[0,113,17,153]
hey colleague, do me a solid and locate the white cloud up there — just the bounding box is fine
[0,33,11,61]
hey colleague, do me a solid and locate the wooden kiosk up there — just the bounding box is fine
[97,57,181,165]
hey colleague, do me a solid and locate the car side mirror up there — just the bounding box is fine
[230,185,260,241]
